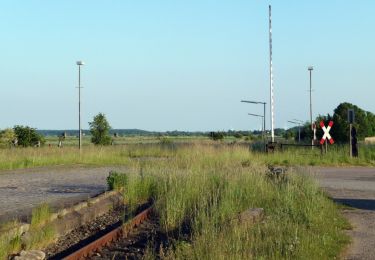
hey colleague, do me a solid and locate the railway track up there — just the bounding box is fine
[60,205,154,260]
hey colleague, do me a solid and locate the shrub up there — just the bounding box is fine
[13,125,44,147]
[89,113,112,145]
[107,171,128,190]
[0,128,16,148]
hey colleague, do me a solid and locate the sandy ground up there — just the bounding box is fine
[0,165,129,223]
[314,167,375,260]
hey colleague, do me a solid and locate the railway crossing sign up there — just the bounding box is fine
[320,121,334,145]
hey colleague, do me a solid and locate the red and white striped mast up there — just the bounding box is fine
[269,5,275,142]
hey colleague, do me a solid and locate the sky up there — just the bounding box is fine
[0,1,374,131]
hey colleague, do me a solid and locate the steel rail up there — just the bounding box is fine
[63,205,154,260]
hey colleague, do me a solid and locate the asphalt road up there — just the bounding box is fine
[314,167,375,260]
[0,166,129,223]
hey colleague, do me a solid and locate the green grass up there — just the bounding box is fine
[113,145,350,259]
[0,139,374,171]
[30,203,52,227]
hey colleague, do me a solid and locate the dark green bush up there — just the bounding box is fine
[107,171,128,190]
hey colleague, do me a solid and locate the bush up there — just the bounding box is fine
[13,125,44,147]
[0,129,16,148]
[107,171,128,190]
[209,131,225,141]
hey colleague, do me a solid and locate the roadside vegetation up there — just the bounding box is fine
[0,140,374,171]
[0,204,55,259]
[109,145,350,259]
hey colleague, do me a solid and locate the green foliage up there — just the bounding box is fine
[209,131,225,141]
[283,129,295,140]
[0,128,16,148]
[13,125,44,147]
[89,113,112,145]
[316,102,375,143]
[107,171,128,190]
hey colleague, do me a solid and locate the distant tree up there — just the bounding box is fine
[313,102,375,143]
[283,129,295,140]
[233,132,243,139]
[0,128,16,148]
[89,113,112,145]
[209,131,225,141]
[13,125,44,147]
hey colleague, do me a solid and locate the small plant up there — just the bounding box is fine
[107,171,128,190]
[30,203,52,228]
[25,224,55,250]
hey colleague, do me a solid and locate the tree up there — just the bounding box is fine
[89,113,112,145]
[314,102,375,143]
[0,128,16,148]
[209,131,225,141]
[13,125,45,147]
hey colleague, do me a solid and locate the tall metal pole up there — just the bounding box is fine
[77,61,84,150]
[308,66,314,147]
[269,5,275,143]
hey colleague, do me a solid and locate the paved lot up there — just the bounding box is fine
[0,166,128,223]
[314,167,375,260]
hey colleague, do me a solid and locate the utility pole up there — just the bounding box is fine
[308,66,314,147]
[77,61,84,150]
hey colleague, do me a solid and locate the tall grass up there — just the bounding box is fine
[0,141,374,171]
[114,144,350,259]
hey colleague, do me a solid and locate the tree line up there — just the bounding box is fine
[284,102,375,143]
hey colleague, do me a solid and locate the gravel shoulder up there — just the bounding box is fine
[0,165,129,223]
[313,167,375,260]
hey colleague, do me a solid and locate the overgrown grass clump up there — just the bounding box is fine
[115,145,349,259]
[0,204,56,259]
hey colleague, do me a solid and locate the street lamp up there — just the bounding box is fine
[288,119,303,143]
[308,66,314,147]
[248,113,265,132]
[77,61,85,150]
[241,100,266,139]
[248,113,265,151]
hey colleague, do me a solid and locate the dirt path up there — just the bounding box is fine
[314,167,375,260]
[0,166,129,223]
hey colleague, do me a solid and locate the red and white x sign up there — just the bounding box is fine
[320,121,334,145]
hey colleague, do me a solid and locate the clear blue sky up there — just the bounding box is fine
[0,1,374,131]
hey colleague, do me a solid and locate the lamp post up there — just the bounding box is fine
[248,113,265,133]
[308,66,314,147]
[77,61,84,150]
[288,119,303,143]
[241,100,266,138]
[248,113,265,151]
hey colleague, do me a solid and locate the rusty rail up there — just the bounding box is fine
[63,205,153,260]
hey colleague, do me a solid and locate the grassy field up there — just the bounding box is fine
[0,137,374,171]
[0,141,358,258]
